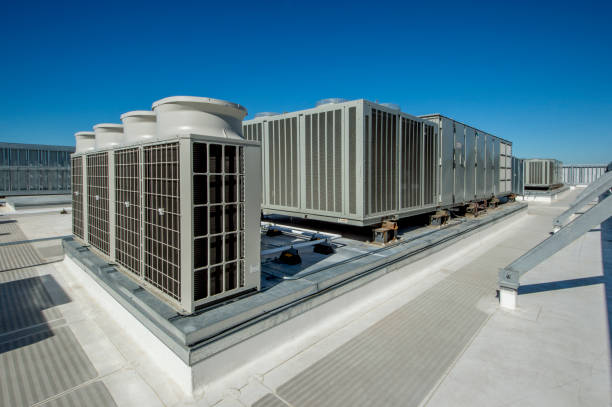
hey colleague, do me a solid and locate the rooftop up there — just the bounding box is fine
[0,188,609,406]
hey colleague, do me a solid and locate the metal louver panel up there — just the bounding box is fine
[400,117,421,208]
[87,152,110,255]
[304,110,343,214]
[143,143,181,301]
[115,148,141,276]
[71,156,84,239]
[192,142,245,302]
[348,107,356,214]
[423,123,436,205]
[368,109,397,215]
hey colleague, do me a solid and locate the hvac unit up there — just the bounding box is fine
[243,99,439,226]
[420,114,512,205]
[524,158,564,189]
[71,97,261,314]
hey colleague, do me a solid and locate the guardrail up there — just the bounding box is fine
[498,170,612,309]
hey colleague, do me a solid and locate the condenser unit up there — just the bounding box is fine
[243,100,515,227]
[524,158,563,189]
[71,97,261,314]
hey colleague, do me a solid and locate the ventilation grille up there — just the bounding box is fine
[86,152,109,255]
[243,123,263,142]
[143,143,181,301]
[348,107,357,214]
[267,117,299,208]
[527,161,544,185]
[71,156,84,239]
[192,142,246,302]
[423,123,436,205]
[115,148,141,276]
[400,118,421,208]
[367,109,397,215]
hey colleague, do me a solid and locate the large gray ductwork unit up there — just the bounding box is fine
[120,111,156,144]
[153,96,247,140]
[71,96,261,314]
[93,123,124,149]
[74,131,96,153]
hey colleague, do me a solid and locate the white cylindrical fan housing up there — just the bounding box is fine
[93,123,124,149]
[120,111,156,144]
[152,96,247,140]
[74,131,96,153]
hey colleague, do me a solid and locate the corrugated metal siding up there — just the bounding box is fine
[86,152,110,255]
[71,156,84,239]
[115,148,141,277]
[143,143,181,301]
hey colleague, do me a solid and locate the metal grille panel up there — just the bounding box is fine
[193,142,246,302]
[115,148,141,276]
[423,123,436,205]
[368,109,397,215]
[71,156,84,239]
[86,152,109,255]
[400,117,421,208]
[304,110,343,213]
[143,143,181,301]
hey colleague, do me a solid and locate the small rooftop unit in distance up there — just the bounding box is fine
[243,99,514,227]
[71,96,262,314]
[524,158,563,190]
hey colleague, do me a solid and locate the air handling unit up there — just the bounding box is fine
[243,99,513,227]
[71,96,261,314]
[419,114,512,204]
[524,158,563,190]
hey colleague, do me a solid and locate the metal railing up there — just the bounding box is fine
[498,170,612,308]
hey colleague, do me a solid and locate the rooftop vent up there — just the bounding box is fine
[120,111,156,144]
[74,131,96,153]
[152,96,248,140]
[93,124,124,149]
[315,98,347,107]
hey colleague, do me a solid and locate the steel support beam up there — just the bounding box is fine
[499,192,612,293]
[553,171,612,229]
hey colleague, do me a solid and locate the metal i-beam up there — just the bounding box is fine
[499,193,612,307]
[553,171,612,229]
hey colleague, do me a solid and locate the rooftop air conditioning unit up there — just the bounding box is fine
[71,96,261,314]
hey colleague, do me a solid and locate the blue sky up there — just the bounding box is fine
[0,0,610,164]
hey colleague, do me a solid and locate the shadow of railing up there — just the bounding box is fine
[0,274,71,354]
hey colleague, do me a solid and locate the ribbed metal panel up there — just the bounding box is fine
[71,156,84,239]
[348,107,356,214]
[423,123,436,205]
[86,152,110,255]
[400,117,421,208]
[143,143,181,301]
[367,108,397,215]
[192,142,245,302]
[115,148,141,277]
[304,110,343,213]
[266,117,300,208]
